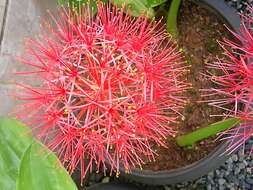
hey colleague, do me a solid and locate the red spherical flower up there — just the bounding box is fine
[223,6,253,59]
[221,109,253,154]
[15,3,188,180]
[203,6,253,153]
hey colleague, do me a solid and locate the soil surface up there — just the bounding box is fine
[143,0,233,171]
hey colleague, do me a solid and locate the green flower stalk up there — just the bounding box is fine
[166,0,181,38]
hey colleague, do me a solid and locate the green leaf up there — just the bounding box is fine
[147,0,166,8]
[0,117,77,190]
[16,143,77,190]
[58,0,108,15]
[57,0,65,5]
[0,117,33,190]
[176,118,241,147]
[57,0,156,18]
[112,0,155,18]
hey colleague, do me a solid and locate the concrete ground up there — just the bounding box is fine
[0,0,56,116]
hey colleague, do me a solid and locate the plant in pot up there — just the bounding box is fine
[12,0,253,188]
[15,0,189,185]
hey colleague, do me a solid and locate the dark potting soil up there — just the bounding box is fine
[143,1,233,171]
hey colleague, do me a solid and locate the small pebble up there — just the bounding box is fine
[246,178,253,185]
[164,186,171,190]
[232,154,238,162]
[218,178,226,186]
[101,177,110,184]
[227,164,233,172]
[245,183,252,190]
[215,169,220,176]
[234,167,241,175]
[246,167,252,174]
[238,162,246,169]
[226,157,233,164]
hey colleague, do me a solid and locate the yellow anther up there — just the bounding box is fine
[64,67,71,72]
[128,105,136,110]
[64,109,69,115]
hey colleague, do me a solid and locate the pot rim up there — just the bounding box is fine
[86,183,139,190]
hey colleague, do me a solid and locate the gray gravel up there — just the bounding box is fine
[162,142,253,190]
[225,0,253,12]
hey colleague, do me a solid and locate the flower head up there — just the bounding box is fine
[15,3,188,180]
[204,5,253,153]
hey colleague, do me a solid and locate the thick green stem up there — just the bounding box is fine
[176,118,241,148]
[166,0,181,38]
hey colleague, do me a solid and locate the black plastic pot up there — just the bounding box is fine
[117,0,241,186]
[87,183,139,190]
